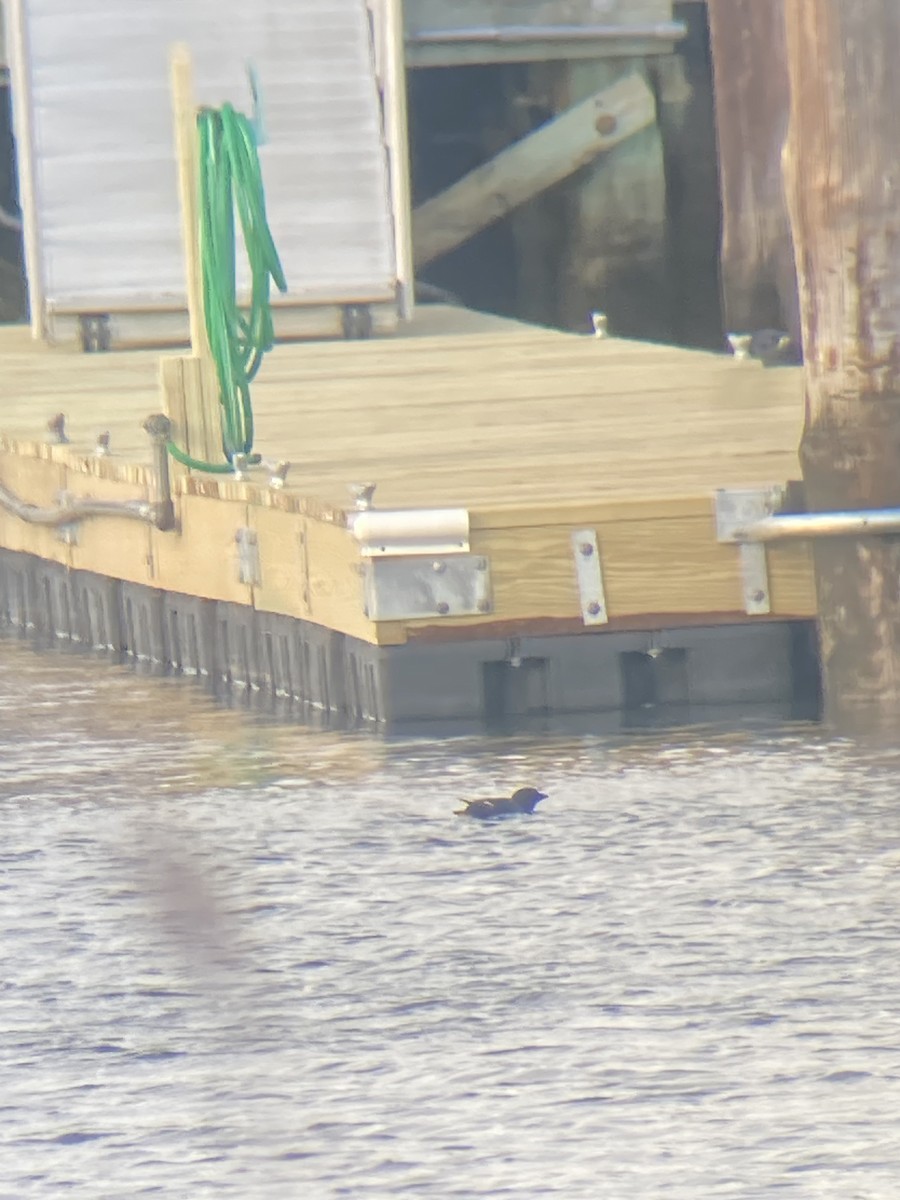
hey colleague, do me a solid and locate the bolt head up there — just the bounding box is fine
[436,601,450,616]
[580,542,594,557]
[587,601,603,617]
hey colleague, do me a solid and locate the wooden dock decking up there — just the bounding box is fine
[0,307,817,722]
[1,305,806,507]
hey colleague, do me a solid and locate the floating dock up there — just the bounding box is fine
[0,0,797,728]
[0,306,819,726]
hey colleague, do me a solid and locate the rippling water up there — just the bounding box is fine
[4,640,900,1198]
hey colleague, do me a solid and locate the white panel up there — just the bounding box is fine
[10,0,398,316]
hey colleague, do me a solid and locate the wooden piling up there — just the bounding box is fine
[706,0,799,344]
[782,0,900,723]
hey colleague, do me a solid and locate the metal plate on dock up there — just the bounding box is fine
[714,487,784,616]
[737,543,771,615]
[362,555,492,621]
[235,527,261,586]
[571,529,608,625]
[714,485,785,543]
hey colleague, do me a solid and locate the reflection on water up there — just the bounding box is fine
[3,639,900,1197]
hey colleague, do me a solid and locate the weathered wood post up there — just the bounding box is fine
[782,1,900,723]
[160,44,223,471]
[706,0,799,344]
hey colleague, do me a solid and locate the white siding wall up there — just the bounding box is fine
[8,0,398,316]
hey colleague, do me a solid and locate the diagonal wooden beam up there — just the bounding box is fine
[412,71,656,268]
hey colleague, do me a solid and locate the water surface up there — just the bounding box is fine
[2,642,900,1198]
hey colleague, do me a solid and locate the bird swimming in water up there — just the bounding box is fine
[455,787,548,819]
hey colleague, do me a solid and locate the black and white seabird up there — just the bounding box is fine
[455,787,548,820]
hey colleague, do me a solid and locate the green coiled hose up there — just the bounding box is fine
[167,101,287,474]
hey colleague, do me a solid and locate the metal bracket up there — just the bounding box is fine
[715,485,785,615]
[342,304,373,340]
[47,413,68,444]
[571,529,608,625]
[362,554,491,621]
[78,314,111,354]
[54,492,78,545]
[57,524,78,546]
[235,527,261,586]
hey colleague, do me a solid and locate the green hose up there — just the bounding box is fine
[167,101,287,474]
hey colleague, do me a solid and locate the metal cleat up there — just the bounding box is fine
[349,482,377,511]
[47,413,68,444]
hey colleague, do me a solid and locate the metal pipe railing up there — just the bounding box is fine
[406,22,687,46]
[0,486,158,527]
[736,509,900,543]
[143,413,176,531]
[0,413,176,533]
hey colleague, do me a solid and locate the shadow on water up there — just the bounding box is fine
[123,662,829,746]
[386,702,823,744]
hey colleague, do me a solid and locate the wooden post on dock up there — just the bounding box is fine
[160,44,224,470]
[706,0,799,344]
[782,1,900,723]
